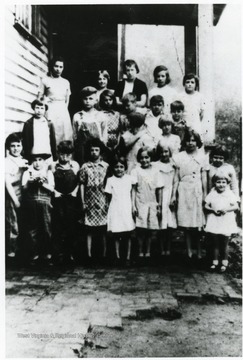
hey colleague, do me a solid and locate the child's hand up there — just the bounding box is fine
[82,202,87,211]
[14,199,21,209]
[38,177,47,185]
[214,210,223,216]
[54,190,62,198]
[218,208,227,215]
[170,198,177,211]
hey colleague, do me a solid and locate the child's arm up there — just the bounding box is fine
[170,167,179,208]
[136,94,147,108]
[218,202,239,215]
[156,187,163,222]
[80,184,86,210]
[131,184,138,218]
[204,201,215,213]
[106,192,112,206]
[5,175,20,208]
[201,169,208,202]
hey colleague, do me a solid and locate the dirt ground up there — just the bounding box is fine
[82,233,243,358]
[83,302,242,358]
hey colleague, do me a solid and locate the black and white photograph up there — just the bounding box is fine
[2,0,242,358]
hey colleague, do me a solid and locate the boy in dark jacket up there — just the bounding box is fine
[22,98,57,162]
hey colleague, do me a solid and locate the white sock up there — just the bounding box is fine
[222,260,228,267]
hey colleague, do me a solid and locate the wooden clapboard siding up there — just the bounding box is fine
[5,5,50,136]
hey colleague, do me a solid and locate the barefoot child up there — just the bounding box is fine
[105,156,136,264]
[204,172,239,272]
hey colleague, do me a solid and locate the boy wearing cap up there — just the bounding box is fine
[22,152,54,264]
[22,98,57,162]
[72,86,107,165]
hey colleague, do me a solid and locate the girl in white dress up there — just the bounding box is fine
[204,172,239,272]
[155,144,177,256]
[178,73,205,138]
[172,129,208,260]
[105,156,136,264]
[38,56,73,145]
[131,146,164,258]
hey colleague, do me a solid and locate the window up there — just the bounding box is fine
[14,5,42,48]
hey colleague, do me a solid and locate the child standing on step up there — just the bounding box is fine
[131,146,164,258]
[79,138,109,260]
[105,156,136,264]
[204,172,239,272]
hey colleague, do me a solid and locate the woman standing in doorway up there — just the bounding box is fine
[38,56,73,145]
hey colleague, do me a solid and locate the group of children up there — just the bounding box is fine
[5,57,240,272]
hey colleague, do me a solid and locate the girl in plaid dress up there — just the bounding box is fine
[79,139,109,259]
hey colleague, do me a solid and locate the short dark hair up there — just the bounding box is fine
[31,97,48,111]
[150,95,164,107]
[153,65,171,84]
[210,144,229,161]
[57,141,74,154]
[170,100,185,112]
[128,112,145,129]
[182,128,202,149]
[86,138,105,157]
[137,146,154,162]
[183,73,199,90]
[111,155,128,171]
[123,59,139,74]
[5,132,22,150]
[50,56,65,70]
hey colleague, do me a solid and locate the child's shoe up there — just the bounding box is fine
[210,260,219,271]
[220,260,228,273]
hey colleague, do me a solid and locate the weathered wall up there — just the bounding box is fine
[5,5,49,136]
